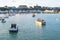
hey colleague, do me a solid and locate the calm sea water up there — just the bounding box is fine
[0,13,60,40]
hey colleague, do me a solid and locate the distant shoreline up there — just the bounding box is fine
[0,5,60,14]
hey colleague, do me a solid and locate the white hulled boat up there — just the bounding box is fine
[9,24,18,32]
[36,18,46,25]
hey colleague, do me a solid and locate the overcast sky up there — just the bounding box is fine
[0,0,60,7]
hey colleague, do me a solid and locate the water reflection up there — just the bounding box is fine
[9,32,18,40]
[35,21,43,29]
[55,18,60,21]
[35,20,45,36]
[0,13,60,40]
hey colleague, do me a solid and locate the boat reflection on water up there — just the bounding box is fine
[9,32,18,40]
[35,20,46,33]
[35,21,42,28]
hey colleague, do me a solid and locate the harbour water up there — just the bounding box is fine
[0,13,60,40]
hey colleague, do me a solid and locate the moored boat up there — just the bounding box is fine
[36,18,46,25]
[32,14,35,17]
[9,24,18,32]
[1,19,6,23]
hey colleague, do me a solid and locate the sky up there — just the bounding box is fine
[0,0,60,7]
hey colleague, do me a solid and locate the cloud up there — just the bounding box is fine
[0,0,60,7]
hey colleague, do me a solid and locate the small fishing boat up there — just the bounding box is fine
[9,24,18,32]
[1,19,6,23]
[36,18,46,25]
[32,14,35,17]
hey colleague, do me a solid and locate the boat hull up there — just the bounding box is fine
[42,22,46,25]
[9,30,18,32]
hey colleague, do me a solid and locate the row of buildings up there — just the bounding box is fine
[0,5,60,13]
